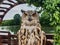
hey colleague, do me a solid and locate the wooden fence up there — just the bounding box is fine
[0,31,54,45]
[0,31,18,45]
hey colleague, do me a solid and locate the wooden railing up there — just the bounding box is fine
[0,31,18,45]
[46,34,54,45]
[0,31,54,45]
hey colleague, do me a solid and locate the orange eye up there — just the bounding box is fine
[32,13,36,17]
[24,13,27,16]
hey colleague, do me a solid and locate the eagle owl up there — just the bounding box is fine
[17,10,46,45]
[21,10,40,26]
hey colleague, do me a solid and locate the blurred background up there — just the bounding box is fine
[0,0,60,45]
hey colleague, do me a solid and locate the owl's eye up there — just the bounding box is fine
[24,13,27,16]
[32,13,36,17]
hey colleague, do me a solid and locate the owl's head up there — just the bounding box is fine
[21,10,39,22]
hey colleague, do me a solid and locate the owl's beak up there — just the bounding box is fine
[28,18,32,22]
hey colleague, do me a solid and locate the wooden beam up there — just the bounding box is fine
[2,3,14,7]
[0,15,4,18]
[0,36,2,45]
[46,34,54,39]
[0,10,6,12]
[0,7,9,10]
[8,0,18,4]
[0,0,3,4]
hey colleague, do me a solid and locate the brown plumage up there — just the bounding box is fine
[17,10,46,45]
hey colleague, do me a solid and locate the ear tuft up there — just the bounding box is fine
[21,9,25,13]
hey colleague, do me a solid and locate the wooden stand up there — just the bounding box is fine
[0,31,54,45]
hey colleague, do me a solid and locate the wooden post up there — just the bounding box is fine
[8,32,11,45]
[0,36,2,45]
[0,31,11,45]
[11,35,18,45]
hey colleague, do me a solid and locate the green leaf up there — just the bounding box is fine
[53,12,59,21]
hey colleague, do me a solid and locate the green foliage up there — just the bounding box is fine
[13,14,21,25]
[0,14,21,34]
[40,10,50,26]
[54,25,60,45]
[41,26,54,33]
[27,0,44,7]
[1,20,14,26]
[8,25,20,34]
[1,14,21,26]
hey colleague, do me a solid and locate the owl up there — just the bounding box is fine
[17,10,46,45]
